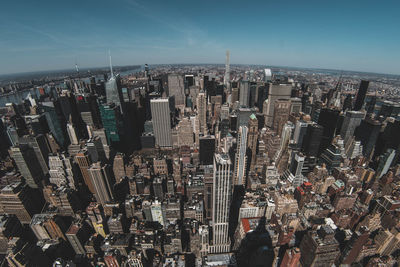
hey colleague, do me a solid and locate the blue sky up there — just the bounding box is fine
[0,0,399,75]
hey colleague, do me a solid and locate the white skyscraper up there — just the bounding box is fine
[234,126,248,186]
[151,98,172,147]
[210,153,232,254]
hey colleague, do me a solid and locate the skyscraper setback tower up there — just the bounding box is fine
[234,126,248,186]
[354,80,369,111]
[210,153,232,254]
[224,50,230,90]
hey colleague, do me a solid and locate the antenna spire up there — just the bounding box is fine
[109,50,114,78]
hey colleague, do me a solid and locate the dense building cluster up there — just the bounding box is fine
[0,59,399,267]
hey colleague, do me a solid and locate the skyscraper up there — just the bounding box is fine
[354,80,369,111]
[265,83,292,127]
[247,114,258,171]
[210,153,232,254]
[302,124,323,157]
[273,99,291,136]
[239,80,250,107]
[317,108,340,154]
[340,110,365,145]
[99,103,123,145]
[196,91,207,135]
[234,126,248,186]
[150,98,172,147]
[88,162,114,205]
[199,135,216,165]
[224,50,230,90]
[10,145,44,189]
[354,117,381,159]
[75,151,94,194]
[168,74,185,107]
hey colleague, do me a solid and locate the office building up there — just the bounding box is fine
[340,110,365,145]
[210,153,232,254]
[150,98,172,147]
[354,117,382,159]
[239,80,250,107]
[247,114,258,171]
[302,124,323,157]
[196,91,207,135]
[354,80,369,111]
[273,99,291,136]
[75,151,94,193]
[317,108,340,154]
[88,162,114,205]
[234,126,248,186]
[10,144,44,189]
[0,182,44,224]
[265,83,292,127]
[168,74,185,106]
[199,136,215,165]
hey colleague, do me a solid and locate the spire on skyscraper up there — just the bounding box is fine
[109,50,114,78]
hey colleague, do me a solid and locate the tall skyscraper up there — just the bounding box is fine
[196,91,207,135]
[199,135,216,165]
[354,80,369,111]
[340,110,365,145]
[168,74,185,107]
[302,124,323,157]
[75,151,94,194]
[210,153,232,254]
[354,117,382,159]
[273,99,291,136]
[88,162,114,205]
[239,80,250,107]
[105,54,123,112]
[224,50,230,90]
[10,145,44,189]
[247,114,258,171]
[234,126,248,186]
[317,108,340,154]
[99,103,123,146]
[265,83,292,127]
[150,98,172,147]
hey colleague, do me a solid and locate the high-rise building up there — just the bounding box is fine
[168,74,185,106]
[247,114,258,171]
[302,124,323,157]
[196,91,207,135]
[354,80,369,111]
[224,50,230,89]
[105,74,123,112]
[376,149,396,179]
[88,162,114,205]
[299,225,339,267]
[199,135,215,165]
[293,120,308,149]
[74,151,94,193]
[10,144,44,189]
[0,182,44,224]
[177,117,193,147]
[265,83,292,127]
[234,126,248,186]
[354,117,382,159]
[99,103,123,145]
[239,80,250,107]
[150,98,172,147]
[317,108,340,154]
[340,110,365,145]
[210,153,232,254]
[18,134,50,176]
[66,219,92,255]
[273,99,291,136]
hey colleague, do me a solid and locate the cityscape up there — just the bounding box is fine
[1,1,400,267]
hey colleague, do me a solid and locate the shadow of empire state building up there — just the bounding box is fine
[233,216,275,267]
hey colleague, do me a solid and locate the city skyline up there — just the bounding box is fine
[1,0,400,75]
